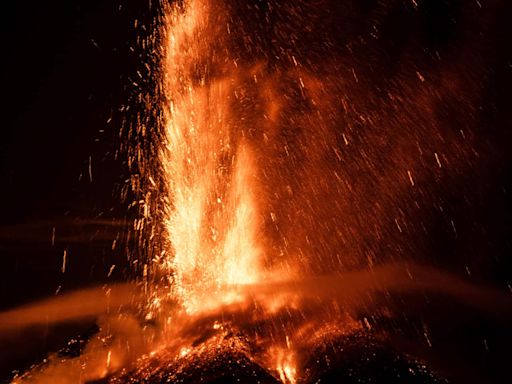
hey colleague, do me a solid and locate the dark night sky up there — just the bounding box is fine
[0,1,152,376]
[0,0,512,382]
[0,2,162,360]
[1,0,137,222]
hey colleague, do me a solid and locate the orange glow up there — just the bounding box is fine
[7,0,508,383]
[157,0,266,314]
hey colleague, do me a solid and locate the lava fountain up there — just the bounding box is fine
[6,0,511,383]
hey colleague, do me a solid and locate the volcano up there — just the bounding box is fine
[2,0,512,383]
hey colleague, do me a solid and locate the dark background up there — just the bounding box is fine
[0,0,160,307]
[0,0,511,382]
[0,1,155,377]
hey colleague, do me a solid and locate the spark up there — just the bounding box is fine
[88,155,93,182]
[61,249,67,274]
[407,170,415,187]
[434,152,442,168]
[108,265,116,277]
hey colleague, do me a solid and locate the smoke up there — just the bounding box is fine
[6,262,510,382]
[0,284,138,333]
[11,314,148,384]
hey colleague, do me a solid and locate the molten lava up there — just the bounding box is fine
[5,0,510,383]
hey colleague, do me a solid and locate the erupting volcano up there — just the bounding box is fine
[2,0,511,383]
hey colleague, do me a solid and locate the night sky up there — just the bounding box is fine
[0,1,153,376]
[0,0,160,304]
[1,0,512,382]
